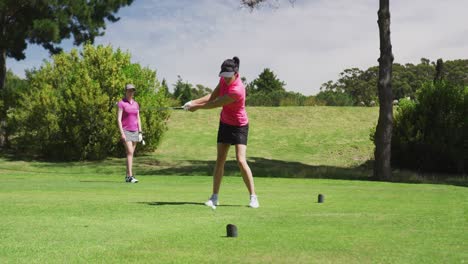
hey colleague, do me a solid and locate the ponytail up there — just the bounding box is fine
[233,56,240,71]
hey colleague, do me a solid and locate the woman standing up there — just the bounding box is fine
[186,57,259,208]
[117,84,142,183]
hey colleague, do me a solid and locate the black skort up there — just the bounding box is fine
[217,122,249,145]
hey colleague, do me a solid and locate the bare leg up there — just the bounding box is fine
[213,143,230,194]
[235,144,256,195]
[123,141,137,176]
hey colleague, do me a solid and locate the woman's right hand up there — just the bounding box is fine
[183,100,192,111]
[121,133,126,142]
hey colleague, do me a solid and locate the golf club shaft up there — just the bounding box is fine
[157,106,184,111]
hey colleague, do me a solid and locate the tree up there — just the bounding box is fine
[0,0,134,146]
[319,67,378,105]
[392,82,466,174]
[374,0,394,180]
[192,84,213,98]
[173,75,193,104]
[246,68,287,106]
[160,79,171,97]
[444,59,468,87]
[242,0,395,180]
[2,70,28,148]
[250,68,286,94]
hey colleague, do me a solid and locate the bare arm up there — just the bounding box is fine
[137,110,142,132]
[191,84,220,104]
[189,94,235,111]
[117,108,125,140]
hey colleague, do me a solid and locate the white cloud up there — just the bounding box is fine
[6,0,468,95]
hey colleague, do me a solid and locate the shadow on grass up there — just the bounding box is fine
[138,157,373,181]
[137,157,467,187]
[2,151,466,187]
[138,202,242,207]
[79,180,123,183]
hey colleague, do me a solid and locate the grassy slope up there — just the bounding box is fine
[1,107,467,263]
[153,107,378,179]
[158,107,378,166]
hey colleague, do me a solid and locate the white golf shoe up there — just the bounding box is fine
[249,195,259,208]
[125,176,139,183]
[205,198,219,207]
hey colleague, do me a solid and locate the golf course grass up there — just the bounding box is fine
[1,107,466,263]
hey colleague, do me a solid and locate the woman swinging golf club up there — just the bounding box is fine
[117,84,142,183]
[185,56,259,208]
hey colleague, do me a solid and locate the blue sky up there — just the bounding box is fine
[6,0,468,95]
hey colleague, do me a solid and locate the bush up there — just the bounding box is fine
[391,82,467,174]
[8,44,170,160]
[2,71,29,147]
[246,90,322,107]
[315,90,355,106]
[246,90,284,106]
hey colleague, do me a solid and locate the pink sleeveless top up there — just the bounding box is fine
[219,76,248,126]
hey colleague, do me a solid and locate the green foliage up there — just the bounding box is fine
[192,84,213,99]
[250,68,286,94]
[278,91,321,106]
[315,90,355,106]
[1,71,28,145]
[8,44,169,161]
[160,79,171,97]
[392,82,467,174]
[320,58,467,106]
[246,90,284,106]
[443,59,468,87]
[244,69,322,106]
[173,75,193,104]
[0,0,133,61]
[246,68,300,106]
[319,67,377,105]
[279,91,306,106]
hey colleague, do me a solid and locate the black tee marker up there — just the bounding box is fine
[226,224,238,237]
[318,194,324,203]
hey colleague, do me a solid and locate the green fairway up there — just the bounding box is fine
[1,107,467,263]
[1,171,467,263]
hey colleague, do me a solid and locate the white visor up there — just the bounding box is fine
[219,71,235,78]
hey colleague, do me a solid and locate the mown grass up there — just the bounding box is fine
[1,106,466,263]
[158,107,378,166]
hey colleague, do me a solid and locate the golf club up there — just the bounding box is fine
[156,106,185,111]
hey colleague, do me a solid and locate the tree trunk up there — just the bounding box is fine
[434,58,444,84]
[0,49,5,90]
[0,48,6,148]
[374,0,394,180]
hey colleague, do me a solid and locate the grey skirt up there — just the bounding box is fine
[124,130,139,142]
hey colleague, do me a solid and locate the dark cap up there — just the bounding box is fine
[219,57,240,77]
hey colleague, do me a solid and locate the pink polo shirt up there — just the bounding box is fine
[219,76,248,126]
[118,98,140,131]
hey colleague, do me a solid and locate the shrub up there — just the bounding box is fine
[2,71,29,147]
[315,90,355,106]
[246,90,284,106]
[391,82,467,174]
[8,44,170,160]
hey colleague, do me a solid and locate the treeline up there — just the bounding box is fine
[318,58,468,106]
[165,58,468,107]
[161,76,213,106]
[162,68,320,107]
